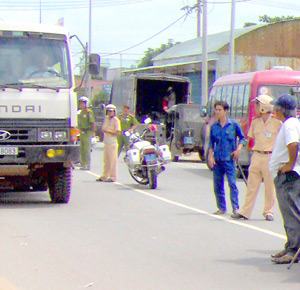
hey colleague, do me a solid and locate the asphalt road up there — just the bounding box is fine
[0,144,299,290]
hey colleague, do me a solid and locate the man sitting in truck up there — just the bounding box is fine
[23,49,59,79]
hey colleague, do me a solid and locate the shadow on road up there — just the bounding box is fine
[217,256,300,283]
[0,191,54,208]
[182,168,212,179]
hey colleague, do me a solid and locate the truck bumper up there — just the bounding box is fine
[0,144,80,164]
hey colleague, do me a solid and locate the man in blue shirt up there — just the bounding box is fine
[208,101,246,215]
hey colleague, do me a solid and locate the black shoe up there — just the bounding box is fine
[231,212,248,220]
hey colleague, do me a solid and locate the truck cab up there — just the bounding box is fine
[0,23,79,203]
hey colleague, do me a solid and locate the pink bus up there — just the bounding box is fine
[202,69,300,170]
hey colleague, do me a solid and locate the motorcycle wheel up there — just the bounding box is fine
[148,170,157,189]
[128,168,149,185]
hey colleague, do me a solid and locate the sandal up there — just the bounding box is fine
[96,177,106,182]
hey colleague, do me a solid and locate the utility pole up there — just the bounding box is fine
[201,0,208,105]
[197,0,201,38]
[120,53,123,74]
[229,0,236,74]
[84,42,89,98]
[39,0,42,23]
[87,0,92,100]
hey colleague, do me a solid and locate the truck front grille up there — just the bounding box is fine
[7,129,34,141]
[0,119,69,144]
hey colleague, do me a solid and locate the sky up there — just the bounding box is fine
[0,0,300,68]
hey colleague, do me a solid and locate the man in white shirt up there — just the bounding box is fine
[269,94,300,264]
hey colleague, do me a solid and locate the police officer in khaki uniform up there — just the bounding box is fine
[97,104,121,182]
[231,94,281,221]
[77,96,95,170]
[117,105,139,156]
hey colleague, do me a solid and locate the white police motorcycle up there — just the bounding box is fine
[123,118,171,189]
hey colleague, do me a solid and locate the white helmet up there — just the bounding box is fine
[106,104,116,111]
[255,94,273,113]
[79,96,89,104]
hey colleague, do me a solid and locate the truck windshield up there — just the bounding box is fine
[0,34,71,89]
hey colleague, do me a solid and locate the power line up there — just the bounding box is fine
[0,0,151,10]
[249,0,300,10]
[102,8,195,56]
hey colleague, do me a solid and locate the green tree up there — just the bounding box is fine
[91,91,110,107]
[258,14,299,23]
[137,39,180,68]
[243,15,300,28]
[243,22,257,28]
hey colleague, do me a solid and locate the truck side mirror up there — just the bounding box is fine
[89,53,100,75]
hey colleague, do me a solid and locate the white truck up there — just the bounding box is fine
[0,23,80,203]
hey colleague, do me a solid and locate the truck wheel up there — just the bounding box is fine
[148,170,157,189]
[31,183,48,192]
[48,166,71,203]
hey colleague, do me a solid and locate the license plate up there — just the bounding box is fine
[0,147,18,155]
[184,136,194,145]
[144,154,157,162]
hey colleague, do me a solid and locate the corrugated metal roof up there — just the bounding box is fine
[153,24,265,61]
[122,59,217,73]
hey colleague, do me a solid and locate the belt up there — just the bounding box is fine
[253,150,272,154]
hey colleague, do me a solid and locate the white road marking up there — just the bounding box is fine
[86,170,286,241]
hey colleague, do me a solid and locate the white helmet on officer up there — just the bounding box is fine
[79,96,89,104]
[255,94,273,114]
[105,104,117,115]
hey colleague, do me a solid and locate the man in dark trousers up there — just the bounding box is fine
[208,100,246,215]
[269,94,300,264]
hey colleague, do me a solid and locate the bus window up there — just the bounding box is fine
[220,85,227,101]
[208,86,223,116]
[231,85,238,117]
[236,85,245,117]
[242,84,250,116]
[225,85,233,109]
[215,86,222,101]
[258,85,300,101]
[207,86,217,116]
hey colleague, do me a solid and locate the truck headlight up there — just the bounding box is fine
[40,131,53,140]
[54,131,67,141]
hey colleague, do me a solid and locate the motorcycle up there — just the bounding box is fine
[123,118,171,189]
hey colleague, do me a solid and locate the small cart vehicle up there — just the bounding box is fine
[167,103,205,162]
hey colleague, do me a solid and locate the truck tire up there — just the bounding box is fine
[31,183,48,192]
[48,166,71,203]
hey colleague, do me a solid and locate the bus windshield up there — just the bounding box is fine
[0,35,71,89]
[258,85,300,104]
